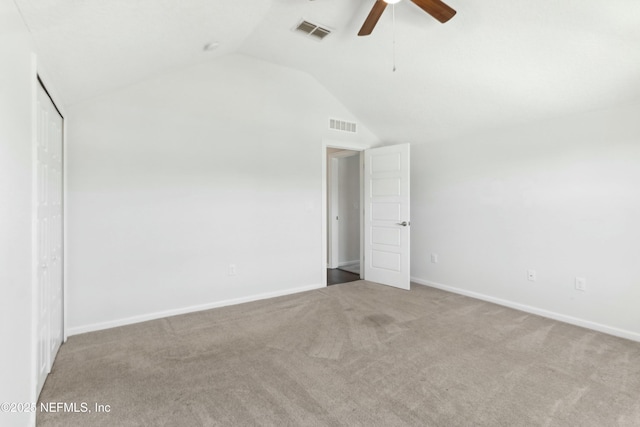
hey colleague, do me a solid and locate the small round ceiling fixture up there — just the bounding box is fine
[203,42,220,52]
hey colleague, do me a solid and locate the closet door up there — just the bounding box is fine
[35,82,63,396]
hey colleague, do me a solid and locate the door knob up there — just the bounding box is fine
[397,221,409,227]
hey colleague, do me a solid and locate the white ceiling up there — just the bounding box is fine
[14,0,640,143]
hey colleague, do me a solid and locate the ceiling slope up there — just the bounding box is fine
[240,0,640,143]
[14,0,272,106]
[13,0,640,142]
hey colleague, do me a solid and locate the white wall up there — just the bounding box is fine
[411,103,640,340]
[338,154,360,264]
[0,1,35,425]
[66,54,378,333]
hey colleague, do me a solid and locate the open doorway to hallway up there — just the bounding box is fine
[326,148,362,286]
[327,268,360,286]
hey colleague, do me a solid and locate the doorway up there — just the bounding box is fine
[326,148,362,285]
[321,142,411,290]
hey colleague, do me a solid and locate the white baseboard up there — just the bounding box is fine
[411,276,640,343]
[67,283,326,336]
[338,260,359,268]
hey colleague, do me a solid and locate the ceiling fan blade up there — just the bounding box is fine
[410,0,456,23]
[358,0,388,36]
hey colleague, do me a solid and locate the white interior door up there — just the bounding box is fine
[364,144,410,290]
[35,82,63,396]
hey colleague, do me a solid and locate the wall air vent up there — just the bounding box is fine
[329,118,357,133]
[294,20,332,40]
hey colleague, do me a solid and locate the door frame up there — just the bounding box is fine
[321,140,370,286]
[327,149,361,270]
[327,155,339,269]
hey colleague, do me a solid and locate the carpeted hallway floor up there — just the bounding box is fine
[38,281,640,426]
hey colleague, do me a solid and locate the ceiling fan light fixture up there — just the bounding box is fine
[358,0,456,36]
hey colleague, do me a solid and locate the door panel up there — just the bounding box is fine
[371,227,400,246]
[371,203,400,221]
[35,83,63,396]
[364,144,410,290]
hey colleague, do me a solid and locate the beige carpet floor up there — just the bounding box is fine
[38,281,640,426]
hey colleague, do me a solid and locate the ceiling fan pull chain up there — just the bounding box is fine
[392,4,397,72]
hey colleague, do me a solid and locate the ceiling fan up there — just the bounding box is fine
[358,0,456,36]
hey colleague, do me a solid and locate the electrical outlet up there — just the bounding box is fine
[575,277,586,291]
[431,253,439,263]
[527,270,536,282]
[228,264,237,276]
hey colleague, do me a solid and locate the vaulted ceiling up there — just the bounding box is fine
[13,0,640,142]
